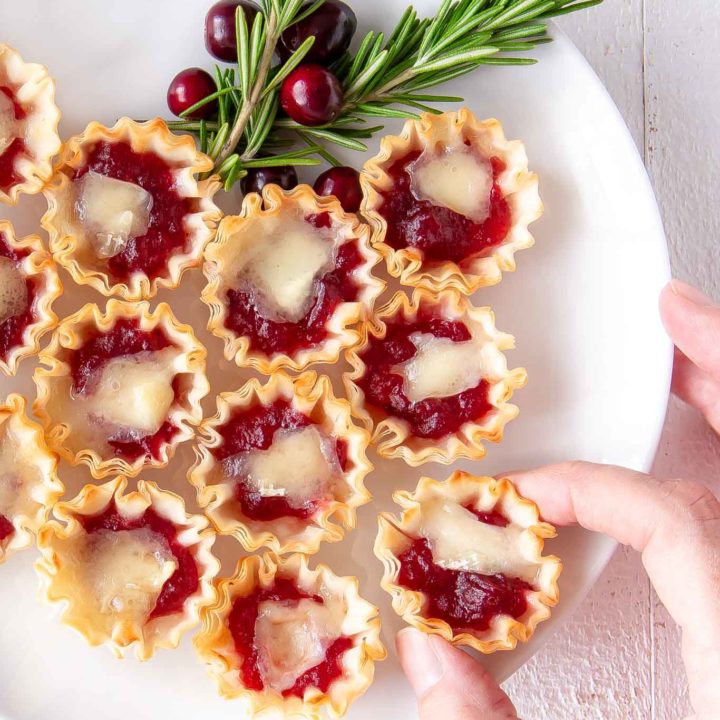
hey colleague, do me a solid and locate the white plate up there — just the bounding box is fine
[0,2,671,719]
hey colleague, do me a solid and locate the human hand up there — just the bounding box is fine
[397,280,720,720]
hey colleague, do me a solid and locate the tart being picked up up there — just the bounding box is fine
[0,44,61,204]
[34,300,209,479]
[202,184,385,373]
[195,553,385,719]
[375,472,561,652]
[344,288,526,465]
[42,117,221,300]
[189,371,372,555]
[0,220,62,375]
[0,394,62,564]
[36,477,219,659]
[361,108,542,293]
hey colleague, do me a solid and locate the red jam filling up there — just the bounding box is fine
[465,506,509,527]
[379,150,511,264]
[213,399,348,522]
[225,213,364,356]
[228,577,352,697]
[73,140,194,282]
[0,514,14,542]
[0,233,36,363]
[358,316,493,439]
[80,504,199,619]
[0,86,28,191]
[397,537,531,632]
[69,318,179,462]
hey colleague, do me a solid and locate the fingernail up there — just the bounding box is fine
[397,628,444,697]
[669,279,714,307]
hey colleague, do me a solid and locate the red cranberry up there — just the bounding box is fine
[167,68,218,119]
[314,166,362,213]
[205,0,260,62]
[280,1,357,65]
[280,65,343,127]
[240,166,299,195]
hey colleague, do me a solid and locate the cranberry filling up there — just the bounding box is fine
[0,233,36,363]
[73,140,194,282]
[358,316,493,439]
[213,399,348,522]
[0,514,14,542]
[225,215,364,356]
[80,504,199,619]
[0,86,29,191]
[379,150,511,264]
[228,577,351,697]
[397,538,531,633]
[465,506,509,527]
[69,318,179,462]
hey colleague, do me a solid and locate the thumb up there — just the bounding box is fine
[397,628,519,719]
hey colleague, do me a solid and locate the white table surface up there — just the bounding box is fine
[503,2,720,718]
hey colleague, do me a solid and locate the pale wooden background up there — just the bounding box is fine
[503,1,720,717]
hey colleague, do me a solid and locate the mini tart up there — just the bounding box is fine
[0,44,61,204]
[375,472,561,653]
[344,288,526,465]
[0,394,62,564]
[42,117,222,300]
[189,371,373,555]
[202,184,385,373]
[195,553,385,718]
[361,108,542,293]
[0,220,62,375]
[36,476,219,660]
[33,300,209,479]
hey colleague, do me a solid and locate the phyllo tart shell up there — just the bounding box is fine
[0,220,62,375]
[360,108,542,293]
[36,476,219,660]
[33,300,209,479]
[189,371,373,555]
[195,553,385,718]
[42,117,222,300]
[344,288,526,466]
[202,183,385,373]
[375,472,561,653]
[0,394,62,564]
[0,44,61,204]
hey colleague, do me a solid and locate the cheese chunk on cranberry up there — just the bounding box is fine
[84,528,177,619]
[409,148,493,222]
[254,597,344,692]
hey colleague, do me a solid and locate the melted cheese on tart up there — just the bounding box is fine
[393,332,490,403]
[0,422,43,519]
[75,171,154,259]
[409,147,493,223]
[255,597,345,692]
[83,528,177,619]
[0,90,19,156]
[222,426,339,507]
[0,256,28,326]
[242,222,335,323]
[419,499,539,584]
[86,350,177,437]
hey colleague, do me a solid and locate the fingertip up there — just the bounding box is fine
[396,628,444,698]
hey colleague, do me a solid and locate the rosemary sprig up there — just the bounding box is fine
[166,0,603,189]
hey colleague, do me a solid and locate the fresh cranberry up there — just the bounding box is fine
[205,0,260,62]
[280,65,343,126]
[314,166,362,213]
[280,1,357,65]
[167,68,218,120]
[240,165,298,195]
